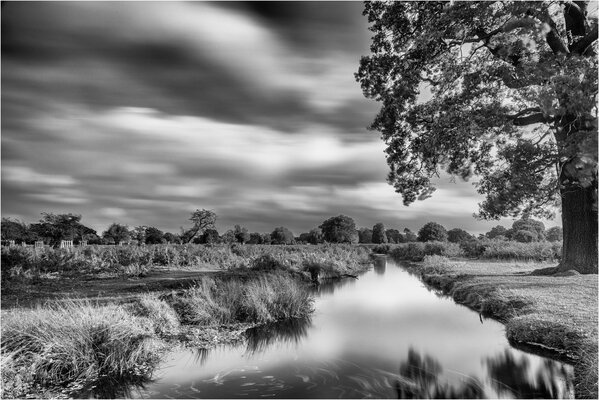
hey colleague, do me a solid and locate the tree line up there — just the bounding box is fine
[1,209,562,247]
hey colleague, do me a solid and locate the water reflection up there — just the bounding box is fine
[244,317,312,355]
[486,349,573,399]
[373,256,386,275]
[395,348,485,399]
[312,275,357,296]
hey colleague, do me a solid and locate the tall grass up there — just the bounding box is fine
[1,243,372,281]
[2,271,315,398]
[387,240,562,262]
[169,273,313,326]
[1,300,161,398]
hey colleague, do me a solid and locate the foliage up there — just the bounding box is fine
[356,1,597,218]
[510,217,546,242]
[486,225,509,240]
[389,242,463,261]
[358,228,373,244]
[418,222,448,242]
[30,213,96,246]
[447,228,474,243]
[182,209,217,244]
[403,228,417,242]
[319,215,358,243]
[385,228,403,244]
[102,223,131,245]
[270,227,295,245]
[546,226,563,242]
[233,225,250,244]
[144,227,164,245]
[306,228,323,245]
[1,218,34,243]
[199,228,220,245]
[372,222,388,244]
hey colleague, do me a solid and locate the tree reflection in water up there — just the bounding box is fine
[243,316,312,355]
[373,256,387,275]
[485,349,573,399]
[395,348,485,399]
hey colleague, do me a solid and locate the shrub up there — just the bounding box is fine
[250,254,289,272]
[372,244,391,254]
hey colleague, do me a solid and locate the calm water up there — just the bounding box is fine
[130,258,573,399]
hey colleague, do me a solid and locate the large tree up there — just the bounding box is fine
[357,1,597,273]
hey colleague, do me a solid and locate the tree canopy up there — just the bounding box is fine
[319,215,358,243]
[357,1,597,272]
[418,222,448,242]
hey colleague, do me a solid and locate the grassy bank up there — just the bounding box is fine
[1,271,314,398]
[1,243,371,281]
[400,255,598,399]
[373,239,562,262]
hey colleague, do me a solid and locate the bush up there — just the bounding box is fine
[250,254,289,272]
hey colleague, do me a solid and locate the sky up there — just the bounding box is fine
[1,1,560,236]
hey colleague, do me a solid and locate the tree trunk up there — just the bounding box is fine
[559,184,598,274]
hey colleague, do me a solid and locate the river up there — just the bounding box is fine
[130,258,573,399]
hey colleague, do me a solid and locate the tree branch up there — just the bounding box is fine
[513,113,553,126]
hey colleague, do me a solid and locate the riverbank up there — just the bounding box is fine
[399,255,598,399]
[1,245,373,398]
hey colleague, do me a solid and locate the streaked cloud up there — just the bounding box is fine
[1,2,559,235]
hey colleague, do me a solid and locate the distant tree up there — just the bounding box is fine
[233,225,250,244]
[102,223,130,245]
[30,213,95,246]
[510,217,546,242]
[163,232,180,244]
[145,227,164,244]
[221,229,236,244]
[198,228,219,245]
[385,228,402,244]
[372,223,388,244]
[182,209,217,244]
[356,1,598,273]
[132,226,148,244]
[447,228,474,244]
[306,228,323,245]
[248,232,263,244]
[486,225,509,240]
[260,233,272,245]
[546,226,563,243]
[403,228,417,242]
[298,232,311,244]
[82,232,102,245]
[358,228,373,244]
[319,215,358,243]
[418,222,448,242]
[270,227,294,245]
[1,218,33,243]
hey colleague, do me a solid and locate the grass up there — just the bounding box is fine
[402,255,598,399]
[1,300,162,398]
[1,243,372,282]
[1,271,315,398]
